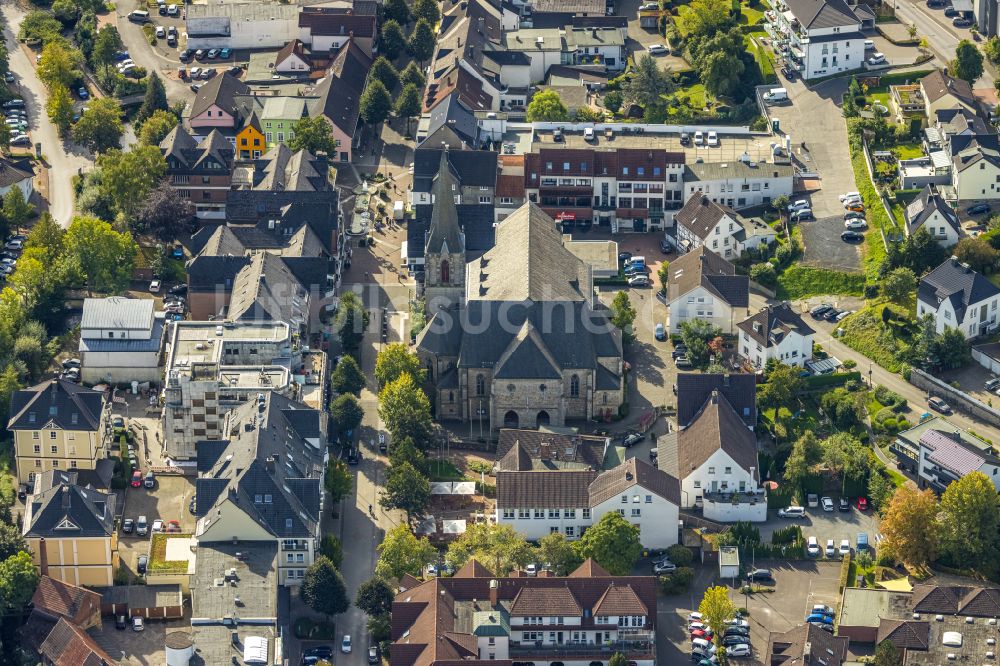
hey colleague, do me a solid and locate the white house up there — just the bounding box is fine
[682,162,794,212]
[904,185,962,247]
[769,0,867,80]
[949,134,1000,202]
[891,417,1000,493]
[185,2,298,50]
[674,193,777,259]
[737,303,815,370]
[658,389,766,522]
[917,256,1000,339]
[0,157,33,201]
[666,246,750,335]
[495,438,681,549]
[78,297,165,384]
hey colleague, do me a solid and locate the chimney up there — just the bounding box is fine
[803,641,812,663]
[591,27,597,38]
[701,195,709,205]
[39,537,48,576]
[723,374,731,387]
[61,485,70,509]
[489,579,498,607]
[539,443,551,460]
[478,17,484,33]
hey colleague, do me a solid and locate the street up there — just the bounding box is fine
[893,0,995,88]
[113,0,192,101]
[1,2,92,227]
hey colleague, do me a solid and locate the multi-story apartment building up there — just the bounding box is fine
[768,0,867,80]
[891,416,1000,492]
[78,297,165,384]
[7,379,112,485]
[682,160,794,211]
[523,147,686,232]
[160,125,235,219]
[917,256,1000,339]
[161,320,325,460]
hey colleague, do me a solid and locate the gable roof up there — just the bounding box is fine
[737,303,815,349]
[783,0,860,29]
[274,38,310,69]
[918,256,1000,323]
[25,483,115,539]
[569,558,611,577]
[950,133,1000,173]
[190,72,250,119]
[510,587,582,616]
[226,252,309,324]
[676,193,733,239]
[767,623,849,666]
[877,618,931,650]
[298,7,377,38]
[30,576,102,625]
[587,457,681,506]
[676,391,758,479]
[81,297,155,332]
[39,617,118,666]
[668,246,749,308]
[253,145,327,192]
[494,321,562,380]
[496,469,597,508]
[905,185,961,235]
[922,69,978,110]
[0,155,33,188]
[677,372,757,428]
[8,379,105,432]
[496,428,609,471]
[307,39,372,137]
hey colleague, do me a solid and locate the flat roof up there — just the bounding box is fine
[840,587,911,629]
[562,238,618,272]
[895,416,992,454]
[719,546,740,566]
[191,541,277,622]
[188,2,298,21]
[167,321,291,371]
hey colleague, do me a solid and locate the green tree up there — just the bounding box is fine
[609,291,637,342]
[0,366,20,429]
[370,55,400,92]
[395,82,423,137]
[137,109,177,146]
[378,373,434,445]
[952,39,984,84]
[821,432,869,483]
[938,471,1000,570]
[985,36,1000,64]
[52,0,81,24]
[0,123,11,154]
[679,319,723,367]
[657,261,670,293]
[331,355,365,395]
[320,534,343,567]
[389,436,428,474]
[698,586,736,652]
[445,522,534,575]
[331,393,364,434]
[676,0,732,38]
[536,532,584,576]
[18,11,64,45]
[758,363,804,411]
[381,19,407,60]
[360,79,393,126]
[325,458,353,504]
[26,211,64,255]
[96,145,167,221]
[882,267,917,303]
[380,461,431,523]
[64,216,137,293]
[91,25,123,71]
[603,90,623,114]
[954,236,999,273]
[383,0,411,24]
[38,40,83,90]
[135,182,194,241]
[625,54,673,110]
[698,48,745,99]
[784,431,822,488]
[375,525,437,580]
[400,61,426,90]
[408,18,436,63]
[0,524,26,562]
[0,551,38,612]
[356,577,394,617]
[412,0,441,25]
[301,556,350,617]
[666,544,694,567]
[609,654,628,666]
[3,187,33,234]
[881,485,937,566]
[573,512,642,575]
[526,89,569,121]
[72,96,123,152]
[46,84,74,134]
[874,640,902,666]
[867,470,894,512]
[136,72,168,125]
[334,291,369,351]
[288,115,338,155]
[376,343,424,388]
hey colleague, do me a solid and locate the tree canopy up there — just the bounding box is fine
[330,393,364,434]
[625,54,673,110]
[881,486,937,566]
[72,96,123,152]
[301,556,350,617]
[325,459,353,504]
[378,372,434,446]
[375,343,424,388]
[939,471,1000,571]
[356,576,394,617]
[376,525,437,580]
[953,39,984,84]
[526,89,569,122]
[698,586,736,649]
[288,116,339,156]
[64,216,137,293]
[574,512,642,575]
[380,461,431,523]
[445,522,534,575]
[331,355,366,395]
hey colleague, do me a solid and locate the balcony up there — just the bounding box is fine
[702,489,767,505]
[510,639,654,658]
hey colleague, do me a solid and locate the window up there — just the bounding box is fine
[631,508,641,517]
[32,445,39,453]
[694,480,701,488]
[266,133,273,142]
[519,508,529,518]
[725,467,732,474]
[565,526,575,536]
[50,445,57,453]
[708,466,716,474]
[476,374,485,396]
[645,495,652,503]
[582,508,591,519]
[255,494,263,503]
[32,432,38,440]
[550,526,560,533]
[52,460,58,468]
[285,518,293,528]
[621,495,628,503]
[565,509,576,518]
[70,460,77,468]
[35,460,41,468]
[534,509,544,518]
[479,196,491,203]
[277,132,284,142]
[49,432,56,440]
[548,509,560,518]
[570,374,580,397]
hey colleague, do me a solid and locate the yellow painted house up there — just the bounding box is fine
[24,475,118,587]
[236,113,266,160]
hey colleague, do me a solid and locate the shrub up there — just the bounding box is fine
[468,461,492,475]
[771,525,803,545]
[666,544,694,567]
[843,359,857,369]
[839,552,853,592]
[659,566,695,594]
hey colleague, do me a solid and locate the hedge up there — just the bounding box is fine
[838,551,853,593]
[802,371,862,389]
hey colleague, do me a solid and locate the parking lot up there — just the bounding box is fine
[760,502,881,554]
[89,616,189,666]
[117,474,196,579]
[798,214,863,272]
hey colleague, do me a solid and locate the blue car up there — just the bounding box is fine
[219,47,231,59]
[806,613,833,625]
[967,203,992,215]
[113,50,129,61]
[78,87,89,99]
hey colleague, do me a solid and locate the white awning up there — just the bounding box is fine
[243,636,268,664]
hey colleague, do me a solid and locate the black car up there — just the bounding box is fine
[841,230,864,242]
[158,4,167,13]
[748,568,773,581]
[723,635,749,647]
[368,646,380,664]
[169,283,188,296]
[810,304,832,319]
[967,203,992,215]
[122,518,134,534]
[189,495,197,514]
[680,132,691,146]
[17,484,27,501]
[304,646,334,661]
[839,497,850,512]
[944,6,958,15]
[953,16,973,25]
[194,49,206,59]
[618,251,633,264]
[623,432,645,447]
[137,554,148,575]
[660,238,671,253]
[725,627,750,638]
[672,344,688,359]
[190,83,202,92]
[824,309,842,322]
[179,49,191,61]
[115,615,127,630]
[781,66,796,80]
[347,448,360,465]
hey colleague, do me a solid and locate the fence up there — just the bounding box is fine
[909,367,1000,428]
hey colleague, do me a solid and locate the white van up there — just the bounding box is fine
[393,200,404,221]
[763,87,788,104]
[128,9,150,22]
[778,506,805,518]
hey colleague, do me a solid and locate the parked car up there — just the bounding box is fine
[342,635,352,654]
[189,495,197,514]
[132,617,144,632]
[810,304,832,318]
[115,615,126,630]
[220,48,232,58]
[144,471,155,488]
[821,496,834,512]
[778,506,805,518]
[986,378,1000,391]
[653,560,677,574]
[10,135,30,147]
[691,628,713,640]
[648,44,668,55]
[867,52,886,65]
[825,539,835,557]
[953,16,973,26]
[137,554,148,574]
[839,497,850,512]
[806,613,833,625]
[149,280,161,293]
[841,230,864,242]
[928,396,952,413]
[680,132,691,146]
[672,344,688,359]
[136,516,148,536]
[812,604,836,617]
[724,626,750,637]
[806,536,820,557]
[151,519,164,533]
[675,355,693,368]
[967,203,992,215]
[130,470,142,487]
[726,644,751,658]
[623,432,646,448]
[368,646,380,665]
[655,323,666,341]
[155,25,165,38]
[722,635,747,648]
[824,309,842,322]
[790,208,813,221]
[347,447,360,464]
[747,569,772,581]
[944,6,959,15]
[122,518,134,533]
[844,218,867,230]
[707,130,719,147]
[628,275,651,287]
[788,199,810,212]
[179,49,191,61]
[839,539,851,556]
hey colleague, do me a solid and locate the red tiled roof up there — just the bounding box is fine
[39,617,117,666]
[496,174,525,198]
[30,576,102,625]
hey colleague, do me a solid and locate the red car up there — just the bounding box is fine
[691,629,712,640]
[130,470,142,487]
[856,496,869,511]
[165,520,181,533]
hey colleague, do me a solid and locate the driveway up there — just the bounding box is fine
[1,3,93,227]
[113,1,191,103]
[798,215,862,272]
[759,504,880,551]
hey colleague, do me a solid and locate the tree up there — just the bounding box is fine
[334,291,369,351]
[73,97,123,152]
[381,19,407,60]
[287,115,338,156]
[325,459,353,504]
[134,182,194,241]
[445,523,534,575]
[536,532,583,576]
[784,431,822,488]
[610,291,637,342]
[96,146,167,221]
[821,432,869,484]
[954,236,999,273]
[320,534,343,567]
[301,556,350,617]
[0,366,21,433]
[666,544,694,567]
[609,654,628,666]
[38,40,83,90]
[395,83,422,137]
[376,343,425,388]
[934,326,971,369]
[26,212,64,255]
[380,461,431,523]
[360,79,393,126]
[881,486,937,566]
[400,61,426,90]
[64,216,137,293]
[3,187,33,234]
[370,56,400,92]
[136,73,168,125]
[758,363,804,411]
[331,355,366,395]
[52,0,81,24]
[412,0,441,25]
[331,393,364,434]
[383,0,411,24]
[574,512,642,575]
[953,39,984,84]
[882,267,917,303]
[389,436,427,474]
[0,551,38,612]
[938,471,1000,570]
[91,25,123,71]
[526,89,569,122]
[676,0,732,38]
[46,84,74,134]
[679,319,723,367]
[874,640,902,666]
[657,261,670,293]
[625,54,673,110]
[18,11,64,45]
[378,373,434,445]
[356,577,394,617]
[138,109,178,146]
[376,525,437,580]
[0,524,25,562]
[698,586,736,652]
[408,19,436,63]
[0,122,11,154]
[603,90,623,114]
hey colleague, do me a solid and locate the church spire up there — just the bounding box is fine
[425,146,465,255]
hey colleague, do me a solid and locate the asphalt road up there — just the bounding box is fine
[894,0,995,88]
[1,2,92,227]
[113,0,191,102]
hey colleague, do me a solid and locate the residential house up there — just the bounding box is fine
[231,144,329,192]
[225,189,341,257]
[416,94,481,149]
[975,0,999,37]
[185,1,298,50]
[235,112,267,161]
[20,576,102,657]
[37,617,119,666]
[890,84,926,124]
[737,303,815,370]
[78,297,165,384]
[495,435,681,547]
[674,192,777,258]
[665,246,750,335]
[496,154,527,222]
[7,379,112,485]
[24,481,117,587]
[160,126,234,219]
[936,107,991,137]
[188,72,250,130]
[676,372,757,429]
[390,558,658,665]
[890,416,1000,492]
[682,160,794,211]
[306,39,372,162]
[766,624,849,666]
[273,38,312,74]
[917,255,1000,338]
[0,155,33,200]
[235,95,309,151]
[194,392,326,586]
[768,0,866,79]
[298,6,377,58]
[658,389,765,522]
[904,185,962,247]
[564,26,626,71]
[921,69,980,119]
[949,133,1000,202]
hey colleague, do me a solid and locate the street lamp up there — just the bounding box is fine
[868,362,873,388]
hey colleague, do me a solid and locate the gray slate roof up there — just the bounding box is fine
[905,185,960,236]
[425,149,466,256]
[675,193,731,240]
[950,134,1000,173]
[25,483,115,539]
[918,256,1000,323]
[307,39,372,137]
[190,72,250,119]
[226,252,309,325]
[676,373,757,428]
[8,379,105,432]
[675,391,759,479]
[668,246,749,308]
[783,0,860,29]
[737,303,815,349]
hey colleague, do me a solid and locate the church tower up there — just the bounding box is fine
[423,148,466,311]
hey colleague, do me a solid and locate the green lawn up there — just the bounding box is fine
[869,92,890,109]
[775,265,865,300]
[885,465,908,487]
[837,304,916,373]
[429,459,464,481]
[740,3,765,24]
[893,143,924,159]
[672,82,708,110]
[746,35,776,82]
